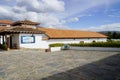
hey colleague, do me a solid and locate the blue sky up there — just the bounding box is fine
[0,0,120,31]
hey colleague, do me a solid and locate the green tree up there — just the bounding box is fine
[107,32,112,39]
[112,32,117,39]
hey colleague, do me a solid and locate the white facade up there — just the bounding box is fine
[14,35,107,49]
[19,34,49,49]
[0,33,107,49]
[0,32,107,50]
[10,34,49,49]
[45,38,107,45]
[21,24,37,29]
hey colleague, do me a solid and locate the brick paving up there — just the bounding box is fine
[0,50,120,80]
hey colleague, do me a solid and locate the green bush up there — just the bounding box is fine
[49,43,64,47]
[79,41,84,44]
[0,44,8,50]
[49,41,120,48]
[69,41,120,47]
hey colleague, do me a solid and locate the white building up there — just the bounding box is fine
[38,28,107,44]
[0,19,107,50]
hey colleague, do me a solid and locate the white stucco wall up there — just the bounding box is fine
[0,33,107,49]
[41,34,48,38]
[46,38,107,44]
[0,36,5,44]
[21,24,36,29]
[19,34,49,49]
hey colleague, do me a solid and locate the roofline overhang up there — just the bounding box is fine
[0,30,43,35]
[47,37,107,39]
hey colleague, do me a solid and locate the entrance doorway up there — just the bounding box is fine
[10,36,12,49]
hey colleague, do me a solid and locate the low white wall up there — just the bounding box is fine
[111,39,120,41]
[19,34,49,49]
[46,38,107,44]
[50,47,61,52]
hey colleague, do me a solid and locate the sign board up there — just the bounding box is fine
[21,36,35,44]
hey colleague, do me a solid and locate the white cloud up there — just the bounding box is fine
[17,0,65,12]
[0,0,120,30]
[0,6,15,19]
[37,13,64,28]
[62,17,79,23]
[108,15,120,18]
[0,0,67,29]
[82,23,120,31]
[4,0,11,1]
[63,0,120,18]
[12,6,26,13]
[67,17,79,22]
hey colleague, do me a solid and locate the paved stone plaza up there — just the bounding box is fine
[0,50,120,80]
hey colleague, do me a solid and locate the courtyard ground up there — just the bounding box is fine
[0,50,120,80]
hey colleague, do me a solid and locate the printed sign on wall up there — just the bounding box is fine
[21,36,35,44]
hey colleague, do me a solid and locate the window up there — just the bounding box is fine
[21,36,35,44]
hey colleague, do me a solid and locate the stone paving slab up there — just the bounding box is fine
[0,50,119,80]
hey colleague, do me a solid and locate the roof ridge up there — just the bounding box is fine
[0,20,13,24]
[11,20,40,26]
[38,27,107,38]
[38,27,94,32]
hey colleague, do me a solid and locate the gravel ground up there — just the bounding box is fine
[0,50,120,80]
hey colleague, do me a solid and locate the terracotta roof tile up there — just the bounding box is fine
[0,26,10,31]
[12,20,40,26]
[0,26,43,34]
[0,20,13,24]
[38,28,107,39]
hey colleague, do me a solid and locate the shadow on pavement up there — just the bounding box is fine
[41,53,120,80]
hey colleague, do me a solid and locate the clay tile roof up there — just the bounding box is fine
[0,26,9,31]
[38,28,107,39]
[0,20,13,24]
[12,19,40,26]
[0,26,44,34]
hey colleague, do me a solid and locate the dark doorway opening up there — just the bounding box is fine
[10,36,12,49]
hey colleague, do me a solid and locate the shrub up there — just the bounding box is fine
[69,41,120,47]
[92,40,96,43]
[0,44,8,50]
[79,41,84,44]
[49,43,64,47]
[107,39,112,42]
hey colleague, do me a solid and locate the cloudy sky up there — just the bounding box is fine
[0,0,120,31]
